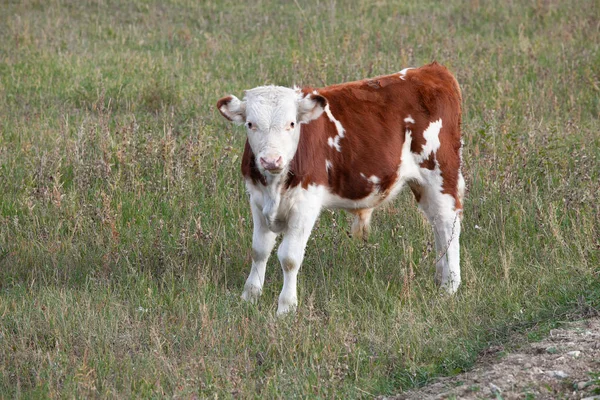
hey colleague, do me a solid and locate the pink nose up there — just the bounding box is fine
[259,156,283,171]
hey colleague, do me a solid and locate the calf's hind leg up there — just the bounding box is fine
[350,208,373,241]
[410,181,462,294]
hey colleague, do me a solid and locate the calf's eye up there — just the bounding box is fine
[247,122,253,129]
[290,122,295,129]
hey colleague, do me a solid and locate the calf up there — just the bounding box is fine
[217,62,464,314]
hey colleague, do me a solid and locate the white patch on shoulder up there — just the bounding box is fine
[324,103,345,153]
[399,67,414,80]
[404,115,415,124]
[324,104,345,138]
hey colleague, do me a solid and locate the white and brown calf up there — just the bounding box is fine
[217,62,465,315]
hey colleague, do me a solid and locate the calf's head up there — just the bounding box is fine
[217,86,326,176]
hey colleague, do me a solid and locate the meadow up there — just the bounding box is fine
[0,0,598,397]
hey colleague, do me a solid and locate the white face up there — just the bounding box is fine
[217,86,326,177]
[244,87,300,175]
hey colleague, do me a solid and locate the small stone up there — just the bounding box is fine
[489,383,502,394]
[577,381,590,390]
[546,370,569,379]
[567,350,581,358]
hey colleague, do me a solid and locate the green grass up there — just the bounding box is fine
[1,0,599,397]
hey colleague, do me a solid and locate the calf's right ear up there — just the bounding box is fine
[216,95,246,125]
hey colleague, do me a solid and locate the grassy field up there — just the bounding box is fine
[0,0,598,397]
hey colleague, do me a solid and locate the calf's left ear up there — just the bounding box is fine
[297,93,327,124]
[216,95,246,125]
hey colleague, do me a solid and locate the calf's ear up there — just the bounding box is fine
[297,93,327,124]
[216,95,246,125]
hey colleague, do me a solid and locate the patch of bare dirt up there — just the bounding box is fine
[383,319,600,400]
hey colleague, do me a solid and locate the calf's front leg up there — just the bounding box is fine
[241,200,277,303]
[275,203,321,315]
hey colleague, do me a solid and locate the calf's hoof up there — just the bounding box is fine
[241,284,262,304]
[276,297,297,316]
